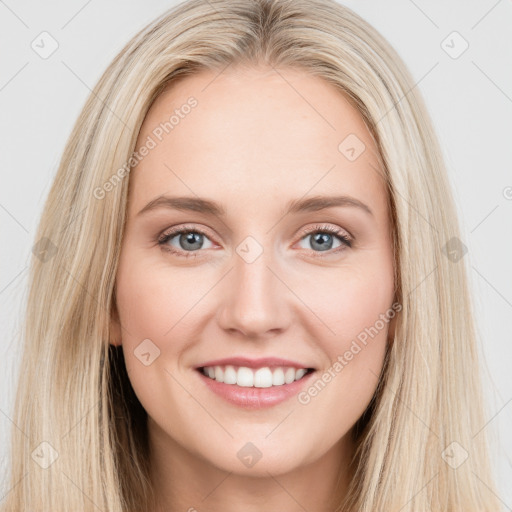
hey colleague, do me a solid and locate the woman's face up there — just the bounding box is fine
[111,65,397,478]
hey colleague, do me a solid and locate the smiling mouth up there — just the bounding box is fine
[197,365,315,388]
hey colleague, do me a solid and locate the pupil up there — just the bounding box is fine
[181,232,202,250]
[312,233,332,251]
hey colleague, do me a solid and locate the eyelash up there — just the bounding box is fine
[157,223,353,259]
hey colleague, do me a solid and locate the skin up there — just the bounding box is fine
[110,64,397,512]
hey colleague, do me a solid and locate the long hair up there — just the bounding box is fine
[1,0,501,510]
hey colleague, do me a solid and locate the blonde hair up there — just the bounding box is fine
[1,0,501,510]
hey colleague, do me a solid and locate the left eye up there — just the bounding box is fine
[157,224,352,258]
[297,229,350,252]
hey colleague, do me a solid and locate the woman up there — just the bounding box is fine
[1,0,501,510]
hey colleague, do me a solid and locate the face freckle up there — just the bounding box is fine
[110,64,396,486]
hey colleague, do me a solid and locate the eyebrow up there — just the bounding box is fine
[136,194,374,218]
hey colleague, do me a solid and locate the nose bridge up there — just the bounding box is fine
[218,234,289,336]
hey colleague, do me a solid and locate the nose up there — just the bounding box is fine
[217,246,292,339]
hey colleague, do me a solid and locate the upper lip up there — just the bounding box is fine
[195,357,315,370]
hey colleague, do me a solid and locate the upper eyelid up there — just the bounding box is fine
[296,223,351,240]
[159,224,214,241]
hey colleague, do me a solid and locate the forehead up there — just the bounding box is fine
[128,66,387,220]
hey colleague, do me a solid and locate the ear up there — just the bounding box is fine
[109,300,123,347]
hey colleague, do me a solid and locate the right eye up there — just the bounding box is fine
[157,225,215,258]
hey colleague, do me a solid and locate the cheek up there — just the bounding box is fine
[295,268,392,427]
[298,256,394,413]
[306,263,394,349]
[115,250,191,340]
[114,251,192,420]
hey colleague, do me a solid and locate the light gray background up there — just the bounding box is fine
[1,0,511,505]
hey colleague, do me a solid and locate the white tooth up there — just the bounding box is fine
[237,367,254,387]
[214,366,224,383]
[223,365,237,384]
[272,367,285,386]
[254,368,273,388]
[295,368,307,380]
[203,364,309,387]
[284,367,296,384]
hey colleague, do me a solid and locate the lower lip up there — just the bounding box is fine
[196,369,316,409]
